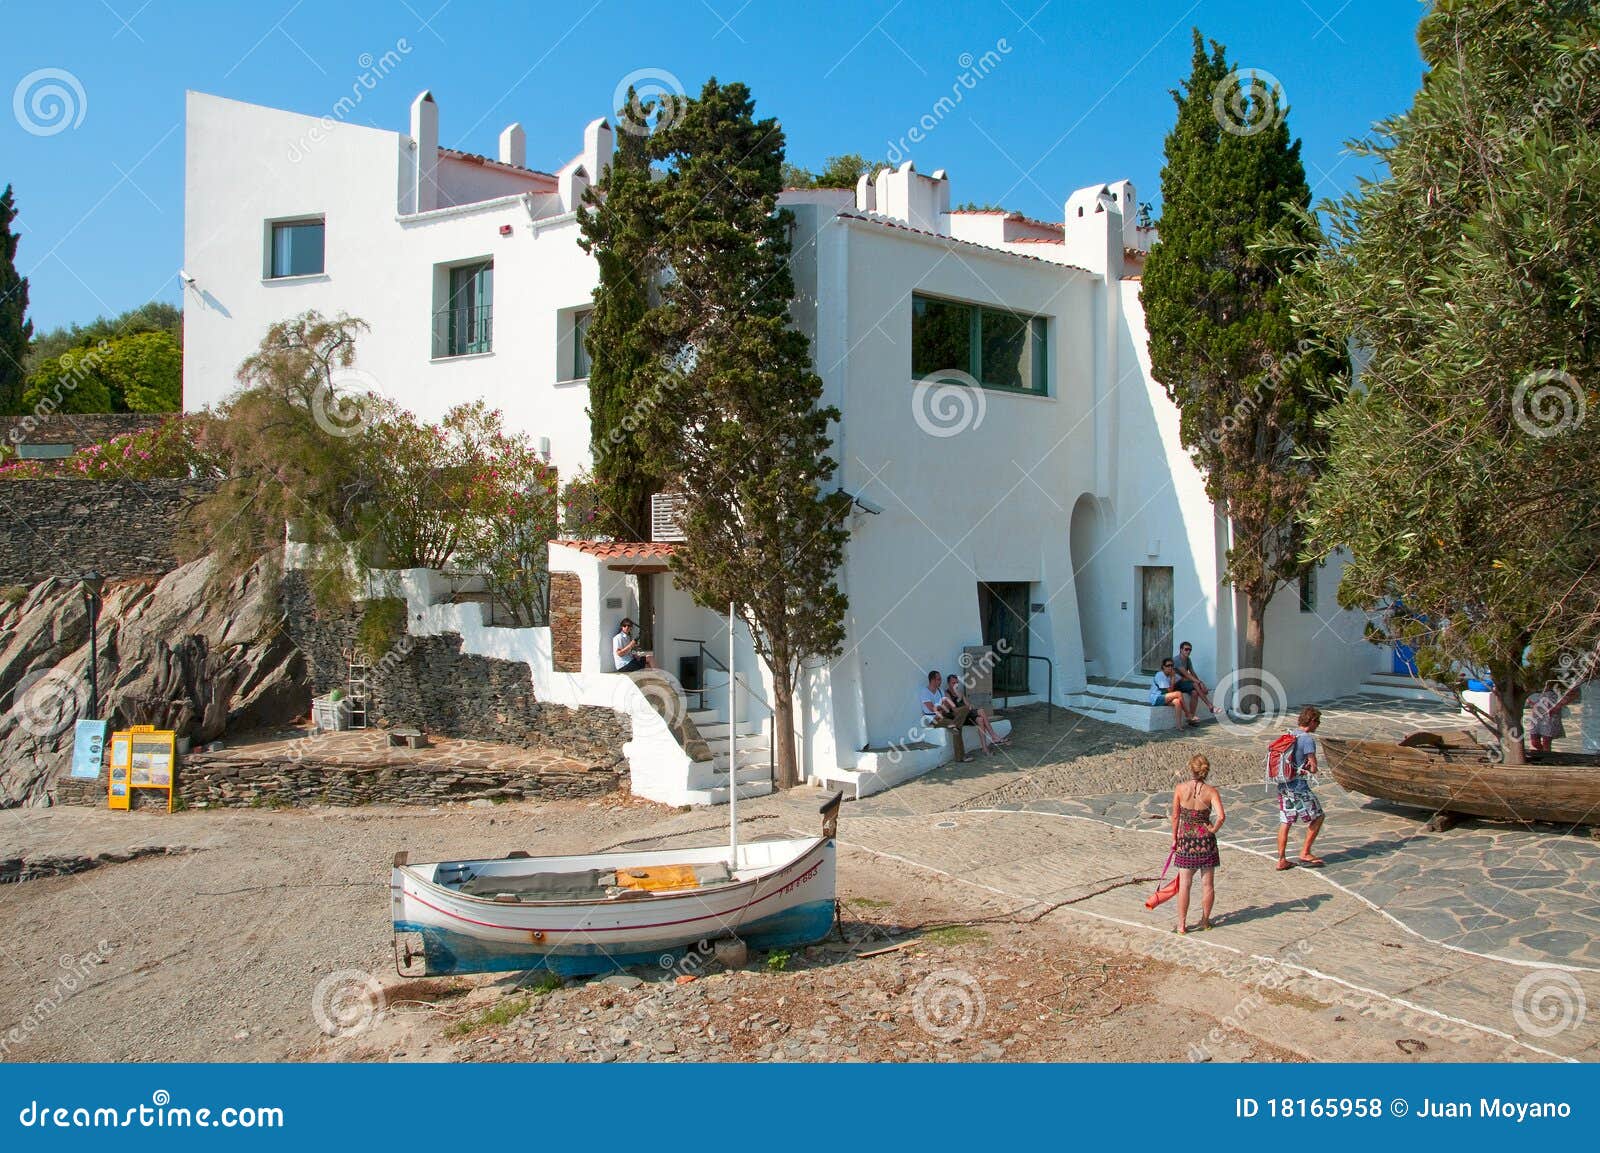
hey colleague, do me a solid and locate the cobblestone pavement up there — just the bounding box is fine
[769,693,1600,1060]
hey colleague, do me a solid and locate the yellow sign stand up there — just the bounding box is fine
[107,725,176,812]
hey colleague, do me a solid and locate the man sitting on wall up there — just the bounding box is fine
[613,618,653,673]
[920,670,972,763]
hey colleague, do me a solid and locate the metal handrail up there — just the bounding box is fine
[996,653,1054,724]
[671,636,775,787]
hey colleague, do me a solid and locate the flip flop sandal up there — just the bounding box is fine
[1275,859,1295,871]
[1297,856,1326,868]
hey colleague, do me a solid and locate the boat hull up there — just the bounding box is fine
[391,837,836,977]
[1322,734,1600,826]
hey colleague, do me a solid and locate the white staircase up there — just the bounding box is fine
[680,707,774,806]
[1065,676,1178,732]
[1357,671,1452,702]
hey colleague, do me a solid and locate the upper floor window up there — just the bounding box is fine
[912,293,1048,396]
[572,309,594,379]
[434,260,493,358]
[1299,565,1318,613]
[268,218,325,278]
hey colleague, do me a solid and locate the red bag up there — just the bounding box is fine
[1145,850,1180,909]
[1265,731,1298,785]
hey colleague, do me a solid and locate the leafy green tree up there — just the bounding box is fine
[782,154,879,190]
[649,79,851,789]
[107,330,182,411]
[577,90,665,539]
[0,185,30,415]
[1140,31,1339,689]
[1295,0,1600,761]
[20,346,113,414]
[26,301,181,372]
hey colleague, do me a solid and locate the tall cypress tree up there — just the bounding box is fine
[0,185,33,415]
[1141,32,1338,690]
[577,95,663,540]
[648,79,850,789]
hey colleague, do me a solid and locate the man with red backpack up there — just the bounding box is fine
[1266,705,1327,870]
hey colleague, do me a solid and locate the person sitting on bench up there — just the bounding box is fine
[1173,641,1216,717]
[920,670,972,762]
[612,618,653,673]
[1149,657,1196,729]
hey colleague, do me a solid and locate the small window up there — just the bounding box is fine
[573,309,593,379]
[1299,566,1318,613]
[912,293,1048,396]
[269,219,325,278]
[435,261,493,357]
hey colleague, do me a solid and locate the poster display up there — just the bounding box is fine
[71,719,109,779]
[107,725,176,812]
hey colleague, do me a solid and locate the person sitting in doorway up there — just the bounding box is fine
[1149,657,1196,729]
[1173,641,1216,717]
[946,674,1008,755]
[612,618,653,673]
[920,670,972,763]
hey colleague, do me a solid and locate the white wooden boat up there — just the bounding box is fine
[391,794,841,977]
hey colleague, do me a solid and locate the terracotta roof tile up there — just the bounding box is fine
[1010,236,1064,244]
[439,147,557,184]
[552,540,677,559]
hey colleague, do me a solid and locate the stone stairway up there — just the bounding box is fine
[680,707,773,805]
[1355,671,1453,702]
[1064,675,1177,731]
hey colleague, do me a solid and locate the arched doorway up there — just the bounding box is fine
[1069,494,1111,676]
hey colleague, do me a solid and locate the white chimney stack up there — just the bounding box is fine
[582,118,613,185]
[410,90,438,213]
[499,122,526,169]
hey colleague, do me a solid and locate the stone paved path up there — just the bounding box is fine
[769,692,1600,1061]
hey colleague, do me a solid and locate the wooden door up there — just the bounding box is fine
[978,582,1031,693]
[637,575,656,651]
[1139,567,1174,674]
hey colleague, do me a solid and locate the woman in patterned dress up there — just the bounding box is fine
[1170,753,1225,933]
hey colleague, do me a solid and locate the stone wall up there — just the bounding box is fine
[2,413,164,453]
[53,756,617,809]
[0,478,220,586]
[281,572,630,770]
[549,572,582,672]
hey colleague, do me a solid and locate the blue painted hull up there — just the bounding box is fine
[395,898,836,977]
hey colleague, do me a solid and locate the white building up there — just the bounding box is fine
[184,89,1389,803]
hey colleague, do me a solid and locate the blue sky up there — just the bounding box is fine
[4,0,1427,332]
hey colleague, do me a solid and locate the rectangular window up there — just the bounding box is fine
[912,294,1048,395]
[573,309,593,379]
[269,219,325,278]
[1300,566,1318,613]
[436,261,493,357]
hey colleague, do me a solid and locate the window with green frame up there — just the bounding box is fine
[911,293,1049,395]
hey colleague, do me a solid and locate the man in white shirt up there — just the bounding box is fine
[612,618,652,673]
[919,670,971,763]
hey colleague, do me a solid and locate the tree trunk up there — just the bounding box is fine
[1239,592,1268,713]
[772,680,799,790]
[1493,680,1528,765]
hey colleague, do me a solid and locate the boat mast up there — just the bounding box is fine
[728,600,738,868]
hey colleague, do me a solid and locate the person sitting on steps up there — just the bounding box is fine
[612,618,653,674]
[920,670,972,763]
[1148,658,1196,728]
[1173,641,1216,717]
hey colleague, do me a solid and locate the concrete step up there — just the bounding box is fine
[695,720,767,743]
[1359,673,1450,702]
[682,780,775,807]
[686,756,770,789]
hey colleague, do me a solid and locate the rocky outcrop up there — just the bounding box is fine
[0,555,311,807]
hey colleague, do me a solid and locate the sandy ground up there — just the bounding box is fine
[0,781,1532,1063]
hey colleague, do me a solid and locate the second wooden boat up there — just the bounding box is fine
[1320,731,1600,826]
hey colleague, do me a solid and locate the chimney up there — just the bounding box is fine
[581,118,613,186]
[499,122,526,169]
[854,171,876,212]
[410,91,438,213]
